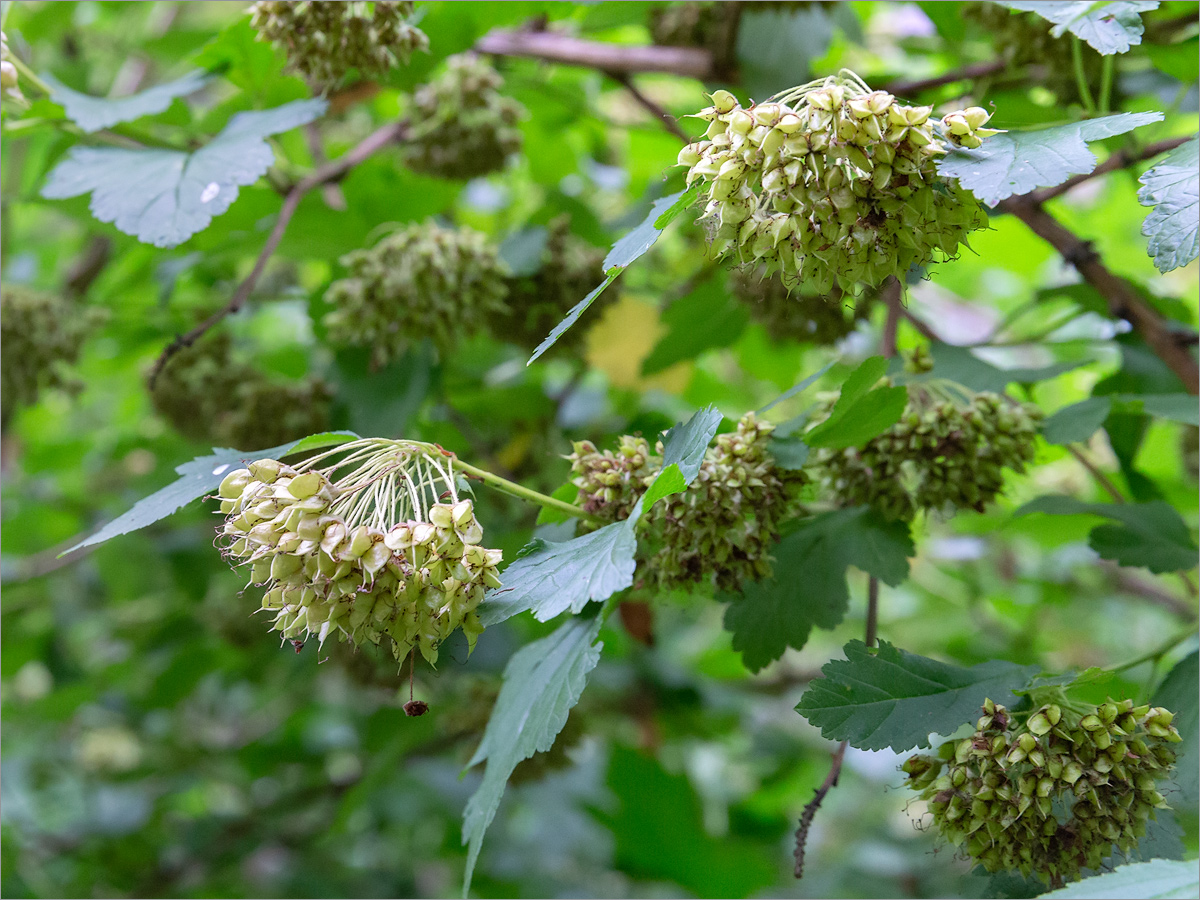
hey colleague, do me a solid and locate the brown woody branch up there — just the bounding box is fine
[476,28,714,79]
[794,740,846,879]
[1028,136,1191,204]
[606,71,691,143]
[146,121,407,388]
[883,59,1007,98]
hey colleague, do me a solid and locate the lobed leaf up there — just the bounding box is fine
[796,640,1040,752]
[902,342,1087,393]
[41,98,327,247]
[997,1,1159,55]
[804,357,907,450]
[43,69,211,132]
[937,112,1164,206]
[1138,136,1199,273]
[1036,858,1199,899]
[1042,392,1199,444]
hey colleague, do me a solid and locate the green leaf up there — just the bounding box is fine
[998,1,1159,55]
[796,640,1040,752]
[534,483,581,526]
[528,188,694,363]
[42,69,210,132]
[63,431,357,555]
[461,613,604,897]
[1138,136,1199,273]
[725,508,913,672]
[736,4,834,99]
[1015,496,1199,573]
[1042,396,1115,444]
[41,98,327,247]
[937,112,1164,205]
[497,226,549,276]
[1153,650,1199,814]
[904,342,1085,393]
[758,359,837,413]
[478,406,723,625]
[1036,858,1199,899]
[599,745,780,898]
[642,276,749,375]
[804,357,907,450]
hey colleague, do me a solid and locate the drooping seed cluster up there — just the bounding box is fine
[808,385,1042,521]
[568,413,805,590]
[323,221,510,365]
[151,330,332,451]
[248,0,428,89]
[730,266,868,345]
[904,698,1181,884]
[677,73,996,294]
[496,216,608,353]
[404,53,524,180]
[1,284,102,430]
[216,441,501,664]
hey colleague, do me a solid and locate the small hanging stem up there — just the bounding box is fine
[448,457,603,525]
[1071,38,1096,114]
[1098,54,1114,115]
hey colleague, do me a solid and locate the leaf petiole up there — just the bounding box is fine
[1071,38,1096,114]
[448,456,602,526]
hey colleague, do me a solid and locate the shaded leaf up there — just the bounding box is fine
[642,276,748,375]
[796,640,1039,752]
[497,226,549,276]
[758,359,836,414]
[461,614,604,896]
[998,1,1159,55]
[938,112,1163,205]
[1037,858,1199,899]
[1153,650,1199,814]
[904,342,1086,393]
[736,4,834,99]
[42,69,210,132]
[65,431,357,555]
[1016,496,1198,573]
[1042,396,1115,444]
[41,98,327,246]
[1138,136,1199,273]
[724,508,913,672]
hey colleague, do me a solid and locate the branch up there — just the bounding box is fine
[794,741,846,879]
[880,277,903,358]
[1029,135,1191,204]
[476,28,714,79]
[146,120,407,388]
[606,71,691,144]
[884,59,1007,97]
[997,197,1198,394]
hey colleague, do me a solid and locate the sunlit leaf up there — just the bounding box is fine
[1138,136,1199,273]
[997,1,1159,55]
[42,69,210,132]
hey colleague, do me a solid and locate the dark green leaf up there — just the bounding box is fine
[904,342,1085,393]
[725,508,913,672]
[1036,858,1199,899]
[461,614,604,896]
[736,4,834,99]
[1153,650,1199,814]
[43,69,210,132]
[65,431,357,555]
[1042,396,1114,444]
[758,359,836,413]
[642,276,748,375]
[938,112,1164,205]
[796,640,1039,751]
[497,226,549,276]
[1016,496,1199,573]
[805,385,907,450]
[1138,136,1199,273]
[998,1,1159,55]
[41,98,327,246]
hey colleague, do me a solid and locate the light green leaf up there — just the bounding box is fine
[796,640,1039,751]
[724,508,913,672]
[1139,136,1199,273]
[42,69,209,132]
[938,112,1164,205]
[998,1,1159,55]
[64,431,357,555]
[41,98,327,247]
[758,359,836,413]
[1016,496,1199,573]
[1037,858,1199,899]
[1042,396,1115,444]
[461,613,604,897]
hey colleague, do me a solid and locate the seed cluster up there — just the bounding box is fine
[1,284,101,429]
[677,74,995,294]
[216,441,501,664]
[323,221,509,365]
[808,385,1042,521]
[495,216,608,353]
[151,331,332,452]
[730,266,868,345]
[568,413,805,590]
[905,698,1181,884]
[248,0,428,89]
[404,53,524,180]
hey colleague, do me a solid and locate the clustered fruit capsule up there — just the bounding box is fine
[904,698,1181,884]
[677,72,997,294]
[249,0,428,90]
[568,413,805,589]
[730,265,869,345]
[404,53,525,180]
[323,221,510,366]
[216,441,502,664]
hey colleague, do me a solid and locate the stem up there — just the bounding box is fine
[6,52,52,97]
[1098,54,1114,114]
[1071,38,1096,114]
[448,457,602,525]
[1066,444,1125,503]
[865,576,879,648]
[1108,625,1198,675]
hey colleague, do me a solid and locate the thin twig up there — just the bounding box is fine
[794,740,846,879]
[1065,444,1125,503]
[865,576,880,648]
[1029,136,1191,204]
[63,236,112,298]
[146,120,407,388]
[884,59,1007,97]
[880,276,902,358]
[606,71,691,144]
[476,27,713,79]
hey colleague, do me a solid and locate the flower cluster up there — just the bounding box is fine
[730,266,868,345]
[1,284,102,430]
[677,72,996,293]
[568,413,805,590]
[808,384,1042,521]
[151,331,332,451]
[248,0,428,90]
[904,698,1181,884]
[404,53,524,180]
[323,221,509,365]
[216,441,501,664]
[1,31,21,100]
[495,216,608,353]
